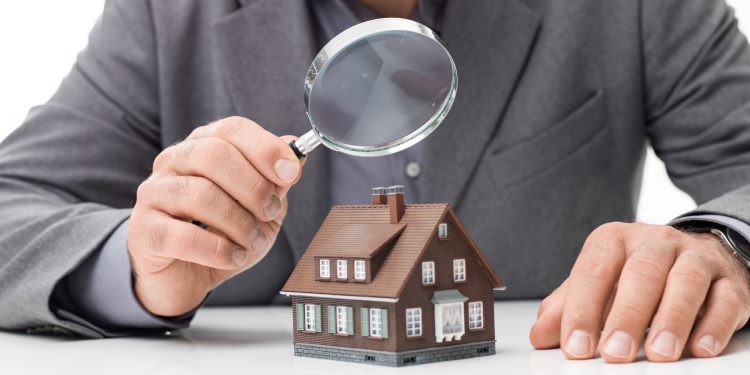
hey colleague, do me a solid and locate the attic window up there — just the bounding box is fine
[354,260,366,280]
[319,259,330,279]
[438,223,448,239]
[337,259,348,279]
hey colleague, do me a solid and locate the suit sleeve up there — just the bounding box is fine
[0,0,162,337]
[641,0,750,222]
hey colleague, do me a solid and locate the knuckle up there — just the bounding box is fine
[153,146,174,170]
[670,262,711,287]
[574,258,612,282]
[147,222,170,255]
[174,225,200,254]
[593,222,628,238]
[613,304,648,326]
[658,304,692,325]
[627,255,669,283]
[192,178,221,208]
[216,116,252,138]
[168,176,192,204]
[653,225,682,242]
[200,138,234,167]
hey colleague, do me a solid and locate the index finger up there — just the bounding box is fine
[560,223,628,359]
[188,117,302,186]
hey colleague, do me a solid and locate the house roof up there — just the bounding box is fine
[281,203,505,299]
[315,223,406,258]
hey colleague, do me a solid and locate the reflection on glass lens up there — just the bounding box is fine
[308,30,454,149]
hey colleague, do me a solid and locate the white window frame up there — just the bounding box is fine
[319,259,330,279]
[337,259,347,279]
[422,261,435,285]
[439,223,448,239]
[469,302,484,330]
[304,304,316,332]
[336,306,348,334]
[354,260,366,280]
[453,258,466,282]
[370,308,382,337]
[406,308,422,337]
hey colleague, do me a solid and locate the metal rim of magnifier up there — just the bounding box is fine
[299,18,458,157]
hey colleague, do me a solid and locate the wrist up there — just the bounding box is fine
[133,273,207,317]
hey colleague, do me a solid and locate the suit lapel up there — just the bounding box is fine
[214,0,328,261]
[423,0,541,206]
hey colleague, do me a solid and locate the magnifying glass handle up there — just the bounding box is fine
[289,129,322,159]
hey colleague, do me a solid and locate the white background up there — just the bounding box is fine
[0,1,749,223]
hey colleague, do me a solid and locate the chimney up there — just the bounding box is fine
[387,185,405,223]
[371,187,387,205]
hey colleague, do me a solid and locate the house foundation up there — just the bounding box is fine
[294,341,496,367]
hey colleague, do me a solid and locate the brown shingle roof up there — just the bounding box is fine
[282,203,505,299]
[315,223,406,258]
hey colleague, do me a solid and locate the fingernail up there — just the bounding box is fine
[603,331,633,359]
[251,226,267,251]
[651,331,678,357]
[565,330,591,358]
[274,158,299,183]
[263,194,281,220]
[232,249,248,267]
[697,334,716,355]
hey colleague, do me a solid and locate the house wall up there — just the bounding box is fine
[394,215,496,352]
[290,296,398,352]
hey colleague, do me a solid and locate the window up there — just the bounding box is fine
[370,308,382,337]
[336,306,348,334]
[406,308,422,337]
[469,302,484,329]
[435,302,465,342]
[319,259,330,278]
[304,304,316,331]
[354,260,366,280]
[453,259,466,282]
[422,261,435,285]
[439,223,448,239]
[337,259,347,279]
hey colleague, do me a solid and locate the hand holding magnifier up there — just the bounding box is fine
[290,18,458,158]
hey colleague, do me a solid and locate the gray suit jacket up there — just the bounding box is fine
[2,0,750,337]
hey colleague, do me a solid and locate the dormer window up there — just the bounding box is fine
[354,260,366,280]
[422,261,435,285]
[438,223,448,239]
[319,259,330,279]
[337,259,348,279]
[453,259,466,282]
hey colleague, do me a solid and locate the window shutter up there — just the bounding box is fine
[346,307,354,334]
[380,309,389,339]
[295,304,304,331]
[360,307,369,336]
[314,305,322,332]
[327,306,336,334]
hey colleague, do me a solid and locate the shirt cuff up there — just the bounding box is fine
[65,219,196,331]
[670,214,750,246]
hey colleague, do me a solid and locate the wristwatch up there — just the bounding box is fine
[709,227,750,269]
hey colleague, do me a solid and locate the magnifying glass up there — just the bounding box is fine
[290,18,458,158]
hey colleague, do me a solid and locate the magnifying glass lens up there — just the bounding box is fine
[308,31,454,149]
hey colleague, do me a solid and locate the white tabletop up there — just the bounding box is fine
[2,300,749,374]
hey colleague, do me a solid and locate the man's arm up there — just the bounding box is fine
[0,0,161,337]
[530,0,750,363]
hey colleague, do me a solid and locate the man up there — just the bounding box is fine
[1,0,749,364]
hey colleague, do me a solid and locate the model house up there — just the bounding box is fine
[281,185,505,367]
